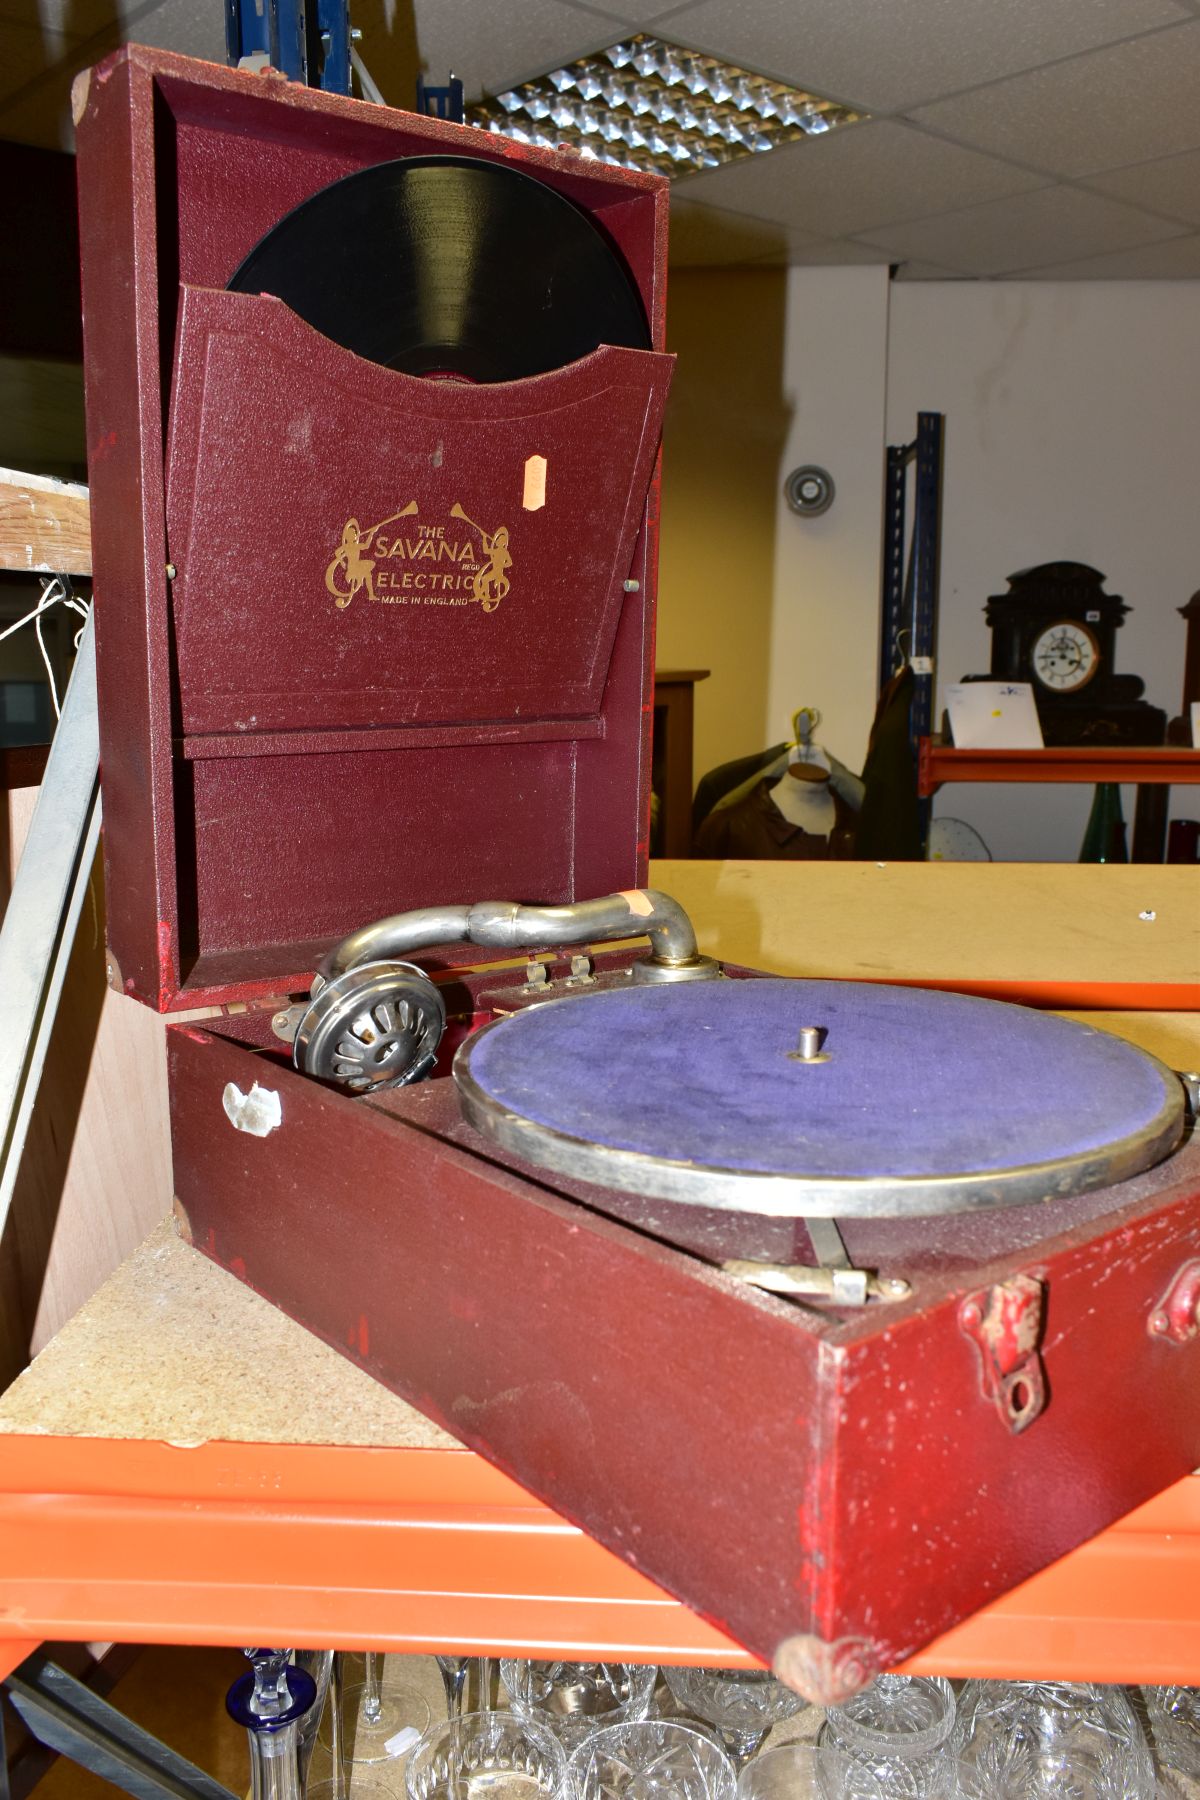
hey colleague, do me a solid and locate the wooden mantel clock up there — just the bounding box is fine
[972,562,1166,746]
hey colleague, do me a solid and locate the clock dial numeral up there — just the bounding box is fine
[1031,621,1099,694]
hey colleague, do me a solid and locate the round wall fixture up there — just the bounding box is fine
[784,465,835,517]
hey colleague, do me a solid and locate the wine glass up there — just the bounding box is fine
[320,1652,431,1775]
[567,1719,737,1800]
[820,1674,956,1798]
[953,1680,1155,1798]
[436,1656,470,1721]
[292,1650,333,1787]
[662,1666,809,1765]
[406,1708,566,1800]
[736,1740,886,1800]
[307,1780,402,1800]
[436,1656,499,1720]
[500,1660,657,1751]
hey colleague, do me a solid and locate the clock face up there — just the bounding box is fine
[1030,619,1100,693]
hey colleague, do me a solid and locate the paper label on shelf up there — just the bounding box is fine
[945,682,1044,750]
[384,1726,422,1759]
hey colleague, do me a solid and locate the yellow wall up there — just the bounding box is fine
[657,268,790,791]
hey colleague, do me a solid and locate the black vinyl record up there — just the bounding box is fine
[227,155,651,382]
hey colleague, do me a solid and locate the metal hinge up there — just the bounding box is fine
[959,1273,1047,1434]
[1149,1259,1200,1346]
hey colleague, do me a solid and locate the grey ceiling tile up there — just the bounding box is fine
[565,0,705,24]
[669,199,891,267]
[0,51,91,148]
[910,21,1200,177]
[0,19,78,106]
[1082,148,1200,226]
[119,0,224,64]
[1006,232,1200,277]
[860,185,1187,276]
[890,259,967,280]
[668,198,798,265]
[409,0,616,101]
[0,0,112,39]
[774,236,891,267]
[676,120,1046,237]
[648,0,1187,114]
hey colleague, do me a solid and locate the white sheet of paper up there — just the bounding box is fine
[1191,702,1199,748]
[944,682,1044,750]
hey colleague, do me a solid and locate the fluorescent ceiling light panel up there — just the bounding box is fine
[468,36,866,179]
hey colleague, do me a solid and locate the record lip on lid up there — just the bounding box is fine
[226,153,652,382]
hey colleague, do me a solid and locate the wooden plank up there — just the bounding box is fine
[651,859,1200,996]
[0,467,91,577]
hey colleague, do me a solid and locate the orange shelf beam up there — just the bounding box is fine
[1,1437,1198,1689]
[918,740,1200,799]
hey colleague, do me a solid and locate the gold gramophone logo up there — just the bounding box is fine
[325,501,512,613]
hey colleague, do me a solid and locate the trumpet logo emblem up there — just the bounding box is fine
[324,502,512,612]
[324,502,417,610]
[449,503,512,612]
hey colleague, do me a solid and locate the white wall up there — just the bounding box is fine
[886,280,1200,860]
[662,268,1199,859]
[767,265,891,769]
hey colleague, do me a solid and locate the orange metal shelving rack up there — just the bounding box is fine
[918,741,1200,794]
[1,1436,1198,1690]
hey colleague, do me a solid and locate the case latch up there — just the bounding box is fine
[959,1274,1047,1434]
[1148,1259,1200,1346]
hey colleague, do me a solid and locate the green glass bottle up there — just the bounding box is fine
[1079,783,1128,863]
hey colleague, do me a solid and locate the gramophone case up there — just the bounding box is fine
[77,47,1200,1705]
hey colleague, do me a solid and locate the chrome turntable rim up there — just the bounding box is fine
[453,978,1185,1219]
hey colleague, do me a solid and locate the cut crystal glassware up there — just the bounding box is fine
[661,1666,808,1764]
[406,1708,567,1800]
[1146,1686,1200,1782]
[307,1780,402,1800]
[735,1740,886,1800]
[567,1718,737,1800]
[500,1661,658,1751]
[953,1680,1156,1799]
[820,1674,957,1798]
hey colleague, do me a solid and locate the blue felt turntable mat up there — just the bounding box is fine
[458,979,1180,1181]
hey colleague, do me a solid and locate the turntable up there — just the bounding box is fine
[75,47,1200,1706]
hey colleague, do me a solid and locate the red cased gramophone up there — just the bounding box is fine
[75,45,1200,1706]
